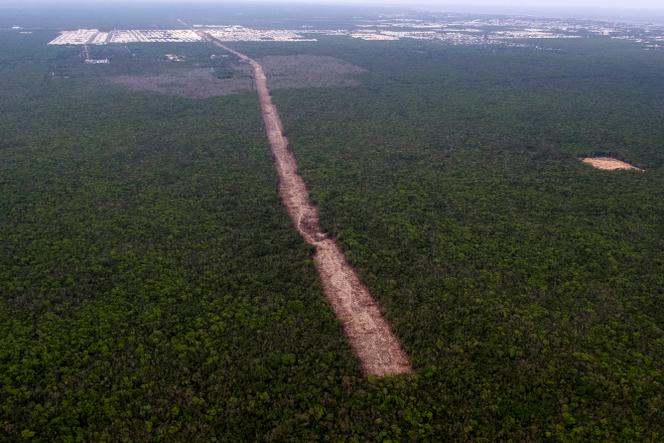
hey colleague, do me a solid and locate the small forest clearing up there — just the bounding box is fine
[582,156,643,171]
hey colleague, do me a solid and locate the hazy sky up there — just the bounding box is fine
[283,0,664,12]
[301,0,664,8]
[3,0,664,11]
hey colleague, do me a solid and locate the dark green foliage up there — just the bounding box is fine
[0,35,364,441]
[261,37,664,440]
[2,31,664,441]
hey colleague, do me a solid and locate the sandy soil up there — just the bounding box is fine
[582,157,643,171]
[207,36,412,376]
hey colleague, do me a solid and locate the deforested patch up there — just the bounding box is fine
[259,55,366,89]
[581,156,643,171]
[106,67,253,99]
[207,38,412,377]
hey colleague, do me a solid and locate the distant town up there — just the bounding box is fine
[43,14,664,50]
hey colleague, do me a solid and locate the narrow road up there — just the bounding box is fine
[205,35,412,376]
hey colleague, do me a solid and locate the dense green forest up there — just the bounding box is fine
[1,29,663,440]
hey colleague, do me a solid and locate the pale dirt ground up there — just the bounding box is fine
[582,157,643,171]
[106,56,364,99]
[208,37,412,377]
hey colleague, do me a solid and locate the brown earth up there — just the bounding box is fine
[206,35,412,377]
[582,157,643,171]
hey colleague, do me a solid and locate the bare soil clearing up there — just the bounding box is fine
[582,157,643,171]
[207,36,412,376]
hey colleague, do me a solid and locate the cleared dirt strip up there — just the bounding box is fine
[582,156,643,171]
[205,35,413,376]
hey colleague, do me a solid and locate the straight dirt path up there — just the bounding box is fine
[205,35,412,376]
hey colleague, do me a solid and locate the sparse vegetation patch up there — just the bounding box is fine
[106,67,253,98]
[105,55,364,98]
[260,55,365,89]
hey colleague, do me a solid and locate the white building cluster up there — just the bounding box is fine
[49,29,101,45]
[201,26,316,42]
[333,16,664,49]
[348,31,400,41]
[46,16,664,51]
[49,29,202,45]
[49,27,314,45]
[90,32,110,45]
[109,30,202,44]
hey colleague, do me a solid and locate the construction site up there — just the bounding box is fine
[49,27,315,45]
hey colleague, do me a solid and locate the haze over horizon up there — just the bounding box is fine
[3,0,664,27]
[2,0,664,10]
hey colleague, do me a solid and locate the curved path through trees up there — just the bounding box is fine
[206,35,412,376]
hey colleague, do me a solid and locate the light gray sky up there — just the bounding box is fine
[161,0,663,10]
[309,0,662,11]
[4,0,664,12]
[314,0,662,8]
